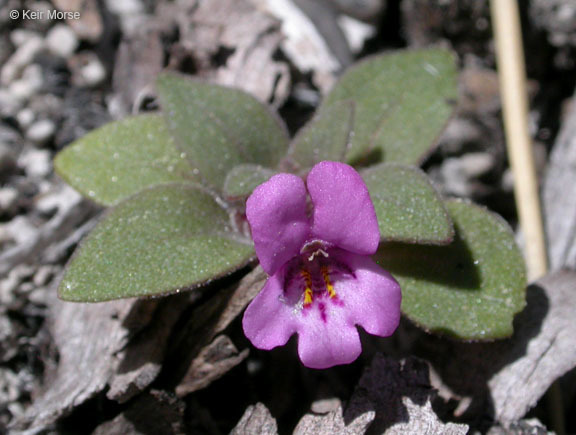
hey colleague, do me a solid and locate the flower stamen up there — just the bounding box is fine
[321,266,336,299]
[301,269,314,307]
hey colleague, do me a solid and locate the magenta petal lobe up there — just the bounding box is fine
[246,173,310,275]
[307,161,380,255]
[296,312,362,369]
[335,251,402,337]
[242,271,298,350]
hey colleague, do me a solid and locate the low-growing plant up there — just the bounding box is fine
[54,48,526,367]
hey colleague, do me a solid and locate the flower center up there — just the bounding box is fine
[283,244,354,312]
[300,264,336,307]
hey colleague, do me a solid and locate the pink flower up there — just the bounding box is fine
[242,161,401,369]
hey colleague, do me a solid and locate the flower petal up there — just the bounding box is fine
[307,161,379,255]
[242,270,298,350]
[246,173,310,275]
[335,251,402,337]
[296,303,362,369]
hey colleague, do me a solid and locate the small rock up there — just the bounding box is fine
[19,282,35,294]
[28,287,48,305]
[106,0,146,35]
[35,183,82,215]
[33,266,54,287]
[70,53,106,87]
[9,81,35,102]
[105,0,144,16]
[1,35,44,85]
[19,148,52,178]
[0,187,19,214]
[105,0,145,33]
[8,64,44,101]
[0,88,23,117]
[440,152,496,198]
[310,398,342,414]
[16,108,36,129]
[46,24,79,58]
[440,117,484,155]
[81,58,106,86]
[26,119,56,145]
[501,168,515,193]
[22,63,44,87]
[338,15,376,52]
[440,158,473,197]
[10,29,40,48]
[2,217,38,247]
[459,152,495,178]
[292,84,321,107]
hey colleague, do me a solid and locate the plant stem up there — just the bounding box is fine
[490,1,563,433]
[490,0,547,282]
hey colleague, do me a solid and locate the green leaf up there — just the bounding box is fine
[223,164,277,199]
[362,163,453,244]
[321,48,458,165]
[157,73,289,189]
[376,200,527,340]
[59,184,254,302]
[287,102,354,171]
[54,114,195,206]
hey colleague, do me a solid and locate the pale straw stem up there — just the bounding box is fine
[490,1,562,433]
[490,0,548,282]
